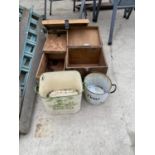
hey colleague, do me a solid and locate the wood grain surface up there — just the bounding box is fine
[68,26,102,47]
[43,33,67,53]
[42,19,89,28]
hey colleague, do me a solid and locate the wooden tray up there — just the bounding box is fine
[67,26,102,47]
[36,53,65,79]
[66,47,108,77]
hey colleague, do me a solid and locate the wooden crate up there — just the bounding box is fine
[43,30,67,54]
[36,53,65,79]
[66,47,108,77]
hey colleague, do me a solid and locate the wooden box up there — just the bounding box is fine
[37,20,108,79]
[36,53,65,79]
[37,30,67,79]
[66,47,108,77]
[66,26,108,77]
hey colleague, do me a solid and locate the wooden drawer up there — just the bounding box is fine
[36,53,65,79]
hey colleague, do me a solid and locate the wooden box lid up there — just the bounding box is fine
[67,26,102,47]
[42,19,89,29]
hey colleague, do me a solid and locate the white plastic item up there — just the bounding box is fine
[38,71,83,114]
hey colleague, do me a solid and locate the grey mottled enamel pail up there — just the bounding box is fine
[84,73,117,105]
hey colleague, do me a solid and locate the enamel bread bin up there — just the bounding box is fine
[38,71,83,114]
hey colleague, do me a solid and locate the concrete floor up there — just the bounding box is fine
[19,0,135,155]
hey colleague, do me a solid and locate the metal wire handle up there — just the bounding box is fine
[110,84,117,93]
